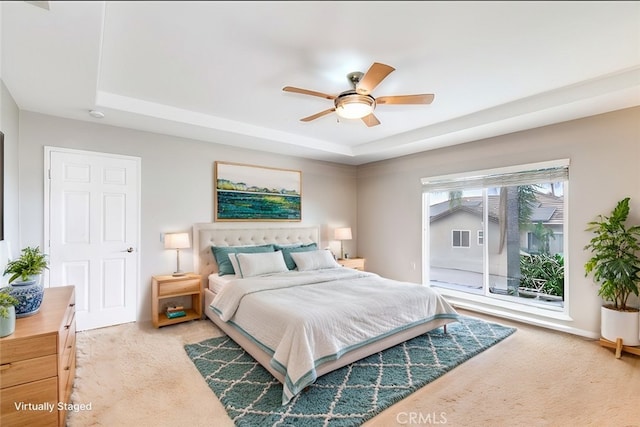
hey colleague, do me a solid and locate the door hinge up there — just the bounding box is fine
[48,169,51,179]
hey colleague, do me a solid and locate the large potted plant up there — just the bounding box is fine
[3,246,49,318]
[584,197,640,346]
[0,289,19,337]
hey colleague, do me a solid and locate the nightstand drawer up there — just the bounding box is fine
[157,278,200,296]
[338,258,366,271]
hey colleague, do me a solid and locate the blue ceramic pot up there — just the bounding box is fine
[9,275,44,318]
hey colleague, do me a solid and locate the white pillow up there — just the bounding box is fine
[227,253,242,278]
[290,249,341,271]
[233,251,289,278]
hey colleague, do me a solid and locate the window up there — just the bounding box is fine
[452,230,470,247]
[422,159,568,313]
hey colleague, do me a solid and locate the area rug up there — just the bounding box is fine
[184,316,516,427]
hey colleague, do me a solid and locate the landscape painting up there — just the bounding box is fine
[215,161,302,221]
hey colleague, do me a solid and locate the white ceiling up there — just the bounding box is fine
[2,1,639,165]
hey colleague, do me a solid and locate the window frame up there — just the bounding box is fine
[421,159,570,320]
[451,229,471,248]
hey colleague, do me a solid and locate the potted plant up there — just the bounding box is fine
[3,246,49,318]
[584,197,640,346]
[0,289,19,337]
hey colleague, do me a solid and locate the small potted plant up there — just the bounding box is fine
[584,197,640,346]
[0,288,19,337]
[3,246,49,318]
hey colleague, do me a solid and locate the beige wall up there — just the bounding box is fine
[357,107,640,337]
[0,80,19,251]
[17,111,358,322]
[10,104,640,335]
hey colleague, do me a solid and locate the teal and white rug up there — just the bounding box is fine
[184,316,516,427]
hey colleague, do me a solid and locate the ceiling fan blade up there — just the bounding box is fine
[356,62,395,95]
[283,86,336,100]
[376,94,435,105]
[361,113,381,127]
[300,108,336,122]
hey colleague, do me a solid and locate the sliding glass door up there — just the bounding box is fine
[423,161,568,312]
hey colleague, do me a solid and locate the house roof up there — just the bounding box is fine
[430,191,564,225]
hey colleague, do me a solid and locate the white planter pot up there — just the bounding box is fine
[0,306,16,337]
[600,306,640,346]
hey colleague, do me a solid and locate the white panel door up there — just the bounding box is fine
[46,148,140,331]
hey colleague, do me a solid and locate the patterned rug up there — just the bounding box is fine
[184,316,516,427]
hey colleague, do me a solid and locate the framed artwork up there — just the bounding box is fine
[0,132,3,240]
[215,161,302,222]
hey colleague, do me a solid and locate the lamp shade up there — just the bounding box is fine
[334,227,352,241]
[164,232,190,249]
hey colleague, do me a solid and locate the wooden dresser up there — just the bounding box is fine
[0,286,76,427]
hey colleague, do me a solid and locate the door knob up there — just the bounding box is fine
[126,247,134,253]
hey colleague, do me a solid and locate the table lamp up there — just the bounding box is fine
[164,232,190,276]
[334,227,352,259]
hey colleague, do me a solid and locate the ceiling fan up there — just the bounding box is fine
[282,62,434,127]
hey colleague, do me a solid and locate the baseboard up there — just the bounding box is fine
[451,300,600,340]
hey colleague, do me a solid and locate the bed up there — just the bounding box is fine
[193,223,460,404]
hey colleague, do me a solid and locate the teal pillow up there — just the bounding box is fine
[277,243,318,270]
[211,244,275,276]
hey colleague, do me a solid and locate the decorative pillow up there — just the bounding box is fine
[233,251,289,278]
[290,249,341,271]
[228,253,241,278]
[211,244,275,276]
[276,243,318,270]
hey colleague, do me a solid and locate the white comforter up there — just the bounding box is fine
[211,268,459,404]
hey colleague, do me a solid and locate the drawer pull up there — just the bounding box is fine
[69,303,76,307]
[0,363,12,372]
[65,366,70,371]
[65,324,71,329]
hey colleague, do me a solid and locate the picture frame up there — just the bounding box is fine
[214,161,302,222]
[0,132,4,241]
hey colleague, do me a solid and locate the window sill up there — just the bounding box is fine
[434,287,573,322]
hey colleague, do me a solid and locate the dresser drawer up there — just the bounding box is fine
[158,278,200,296]
[0,335,58,365]
[58,329,75,396]
[0,354,57,388]
[0,376,58,426]
[62,299,76,331]
[58,312,76,358]
[58,337,76,425]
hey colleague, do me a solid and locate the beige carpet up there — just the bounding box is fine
[67,310,640,427]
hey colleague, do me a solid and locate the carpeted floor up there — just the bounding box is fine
[67,309,640,427]
[184,316,516,426]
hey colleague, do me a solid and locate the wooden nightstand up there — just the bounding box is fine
[151,273,202,328]
[338,257,366,271]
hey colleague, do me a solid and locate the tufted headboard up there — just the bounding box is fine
[193,223,320,279]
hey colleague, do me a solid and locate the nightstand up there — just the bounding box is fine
[151,273,202,328]
[338,257,366,271]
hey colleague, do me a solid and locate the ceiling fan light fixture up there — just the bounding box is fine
[334,93,375,119]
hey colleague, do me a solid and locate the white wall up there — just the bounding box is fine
[17,111,358,322]
[1,80,20,256]
[357,107,640,337]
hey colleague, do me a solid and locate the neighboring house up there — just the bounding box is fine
[429,191,564,278]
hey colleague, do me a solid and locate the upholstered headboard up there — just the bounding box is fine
[193,223,320,278]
